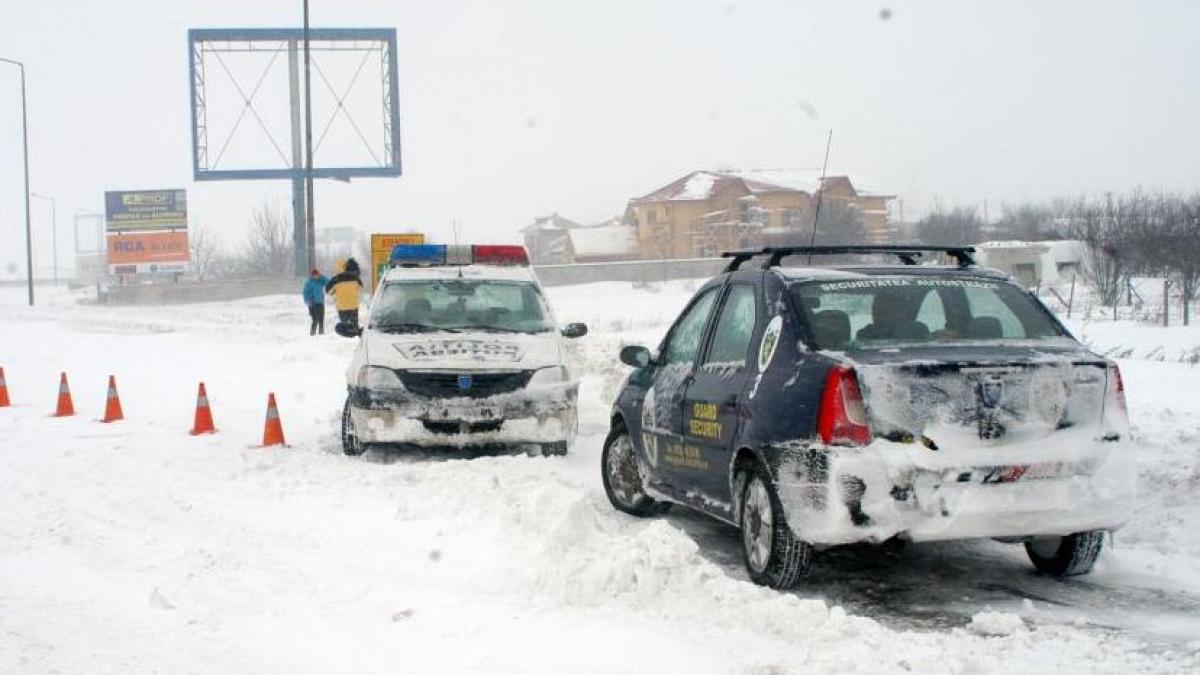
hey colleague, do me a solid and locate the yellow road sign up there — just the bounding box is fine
[370,233,426,289]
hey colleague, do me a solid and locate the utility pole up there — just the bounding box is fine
[1,56,34,305]
[302,0,317,272]
[32,193,57,284]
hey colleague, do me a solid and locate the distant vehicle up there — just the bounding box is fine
[337,244,587,457]
[602,245,1133,589]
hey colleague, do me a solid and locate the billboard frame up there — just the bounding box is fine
[187,27,402,182]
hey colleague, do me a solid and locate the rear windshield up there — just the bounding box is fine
[789,276,1067,350]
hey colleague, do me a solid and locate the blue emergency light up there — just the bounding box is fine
[390,244,447,266]
[389,244,530,268]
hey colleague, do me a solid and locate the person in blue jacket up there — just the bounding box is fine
[302,268,329,335]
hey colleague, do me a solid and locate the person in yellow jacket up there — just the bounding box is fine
[325,257,364,327]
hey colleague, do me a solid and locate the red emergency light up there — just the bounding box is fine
[473,245,529,266]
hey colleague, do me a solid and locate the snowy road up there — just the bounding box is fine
[674,510,1200,640]
[2,283,1198,673]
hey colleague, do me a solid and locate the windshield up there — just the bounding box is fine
[790,276,1068,351]
[370,279,553,334]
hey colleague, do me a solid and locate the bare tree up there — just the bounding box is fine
[915,206,984,246]
[993,203,1058,241]
[926,192,1198,323]
[242,201,295,277]
[188,224,222,281]
[1126,192,1200,324]
[1065,196,1132,307]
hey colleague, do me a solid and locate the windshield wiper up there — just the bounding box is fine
[375,323,439,333]
[452,324,525,334]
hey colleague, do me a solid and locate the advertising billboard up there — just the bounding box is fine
[370,232,426,289]
[105,190,188,233]
[107,231,190,276]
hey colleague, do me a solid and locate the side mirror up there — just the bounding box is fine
[335,322,363,338]
[561,322,588,339]
[619,345,652,368]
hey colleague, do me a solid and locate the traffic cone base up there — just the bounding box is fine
[190,382,216,435]
[54,372,75,417]
[101,375,124,423]
[262,392,285,447]
[0,367,9,408]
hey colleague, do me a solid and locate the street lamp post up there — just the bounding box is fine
[0,56,33,305]
[31,192,57,284]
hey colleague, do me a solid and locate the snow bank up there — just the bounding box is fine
[968,611,1027,636]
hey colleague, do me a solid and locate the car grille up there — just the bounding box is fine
[398,370,533,399]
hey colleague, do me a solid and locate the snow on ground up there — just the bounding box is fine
[1070,318,1200,364]
[1,281,1199,673]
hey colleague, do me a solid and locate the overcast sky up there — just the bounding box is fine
[2,0,1199,277]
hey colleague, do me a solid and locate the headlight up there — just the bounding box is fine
[356,366,405,390]
[528,366,568,387]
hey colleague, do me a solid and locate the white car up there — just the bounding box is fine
[336,244,586,457]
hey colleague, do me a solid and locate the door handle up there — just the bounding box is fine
[722,393,739,409]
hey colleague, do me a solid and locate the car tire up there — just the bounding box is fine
[341,398,368,457]
[739,466,811,589]
[1024,530,1105,577]
[601,424,670,517]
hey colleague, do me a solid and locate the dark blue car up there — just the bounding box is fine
[601,246,1133,589]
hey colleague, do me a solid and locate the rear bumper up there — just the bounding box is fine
[348,383,577,447]
[774,431,1136,546]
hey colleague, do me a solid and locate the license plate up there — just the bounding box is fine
[436,406,498,422]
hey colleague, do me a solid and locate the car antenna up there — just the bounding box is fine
[805,129,834,265]
[453,219,464,278]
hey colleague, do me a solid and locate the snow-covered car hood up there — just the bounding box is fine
[362,329,563,371]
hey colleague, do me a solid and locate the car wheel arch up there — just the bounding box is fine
[730,446,772,523]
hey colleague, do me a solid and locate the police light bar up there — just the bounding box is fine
[390,244,530,267]
[473,245,529,266]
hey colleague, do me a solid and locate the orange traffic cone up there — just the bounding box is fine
[262,392,285,447]
[101,375,124,423]
[190,382,216,435]
[53,372,75,417]
[0,367,9,408]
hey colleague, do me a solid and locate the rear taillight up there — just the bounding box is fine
[1103,362,1129,435]
[1110,363,1127,408]
[818,365,872,446]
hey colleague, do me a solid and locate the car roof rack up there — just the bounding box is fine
[720,245,977,272]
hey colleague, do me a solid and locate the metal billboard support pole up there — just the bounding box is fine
[302,0,317,272]
[1,57,34,305]
[288,38,307,276]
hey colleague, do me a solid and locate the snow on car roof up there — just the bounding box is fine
[382,264,541,284]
